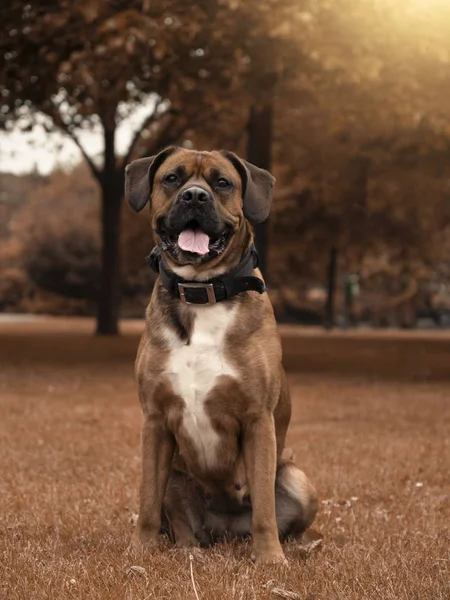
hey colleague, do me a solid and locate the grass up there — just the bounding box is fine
[0,317,449,599]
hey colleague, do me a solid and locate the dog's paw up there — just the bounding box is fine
[251,547,288,565]
[130,526,159,552]
[173,537,200,549]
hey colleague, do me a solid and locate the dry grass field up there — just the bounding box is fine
[0,317,449,600]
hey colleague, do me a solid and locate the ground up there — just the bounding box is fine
[0,317,449,600]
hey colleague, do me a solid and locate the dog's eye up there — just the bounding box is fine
[234,484,242,491]
[164,173,178,184]
[216,178,231,189]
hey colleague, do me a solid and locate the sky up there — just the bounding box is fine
[0,97,158,176]
[0,127,100,175]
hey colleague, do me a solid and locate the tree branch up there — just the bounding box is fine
[66,129,102,183]
[120,99,172,168]
[47,101,102,183]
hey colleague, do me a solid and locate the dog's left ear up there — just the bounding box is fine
[222,151,275,224]
[125,146,177,212]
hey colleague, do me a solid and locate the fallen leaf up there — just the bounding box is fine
[270,587,301,600]
[305,539,323,554]
[126,565,147,577]
[298,530,324,556]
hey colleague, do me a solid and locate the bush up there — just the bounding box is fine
[0,268,31,310]
[10,166,101,303]
[0,165,157,316]
[23,225,101,300]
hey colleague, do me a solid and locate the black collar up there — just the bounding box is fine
[146,245,266,305]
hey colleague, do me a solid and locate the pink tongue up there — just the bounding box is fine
[178,229,210,255]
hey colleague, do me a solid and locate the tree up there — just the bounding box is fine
[249,0,450,325]
[0,4,159,330]
[3,0,450,331]
[0,0,314,332]
[0,1,253,332]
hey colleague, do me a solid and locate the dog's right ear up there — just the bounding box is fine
[124,146,177,212]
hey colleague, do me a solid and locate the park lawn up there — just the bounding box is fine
[0,318,449,600]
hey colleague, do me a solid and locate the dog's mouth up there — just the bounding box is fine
[157,218,233,263]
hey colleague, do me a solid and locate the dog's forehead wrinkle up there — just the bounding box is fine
[206,159,240,185]
[159,164,186,177]
[209,167,228,180]
[195,152,204,175]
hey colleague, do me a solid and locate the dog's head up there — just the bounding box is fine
[124,147,275,269]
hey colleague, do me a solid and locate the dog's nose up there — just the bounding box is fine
[181,186,211,205]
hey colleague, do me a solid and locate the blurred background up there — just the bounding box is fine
[1,0,450,335]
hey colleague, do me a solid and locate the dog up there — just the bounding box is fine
[163,449,318,547]
[125,146,317,563]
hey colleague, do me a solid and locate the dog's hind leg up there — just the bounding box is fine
[163,470,210,547]
[275,460,318,541]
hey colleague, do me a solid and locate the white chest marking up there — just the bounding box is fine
[164,304,238,469]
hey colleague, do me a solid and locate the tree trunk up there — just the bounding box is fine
[324,246,338,330]
[246,100,274,280]
[96,126,122,335]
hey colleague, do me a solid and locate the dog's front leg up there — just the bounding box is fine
[134,417,174,548]
[243,412,285,564]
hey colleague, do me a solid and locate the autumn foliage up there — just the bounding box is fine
[0,165,157,316]
[1,1,450,327]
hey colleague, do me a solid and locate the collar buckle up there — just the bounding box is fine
[178,282,217,305]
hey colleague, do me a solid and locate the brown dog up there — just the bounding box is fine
[125,146,316,563]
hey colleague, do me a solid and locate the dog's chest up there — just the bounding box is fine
[164,304,238,469]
